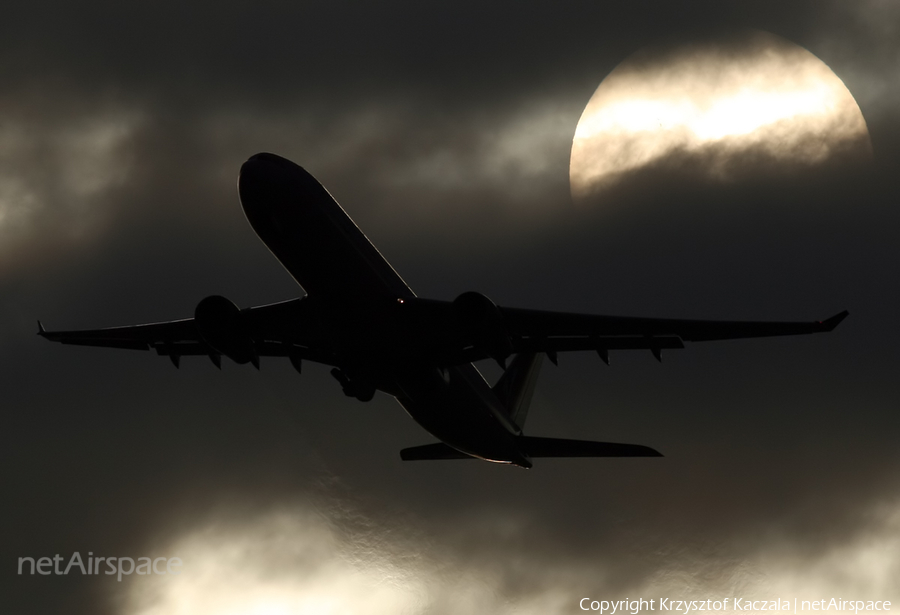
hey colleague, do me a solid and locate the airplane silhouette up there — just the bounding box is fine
[39,153,848,467]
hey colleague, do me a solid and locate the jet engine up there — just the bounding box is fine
[452,291,513,368]
[194,295,257,365]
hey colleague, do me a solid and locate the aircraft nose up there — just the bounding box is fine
[239,153,288,212]
[247,152,289,165]
[238,152,328,221]
[239,152,296,191]
[239,152,321,195]
[240,152,290,183]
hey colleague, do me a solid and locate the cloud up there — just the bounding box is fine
[123,492,900,615]
[810,0,900,121]
[201,94,575,205]
[0,90,144,274]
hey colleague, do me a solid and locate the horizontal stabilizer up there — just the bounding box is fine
[522,436,662,457]
[400,436,662,462]
[400,443,472,461]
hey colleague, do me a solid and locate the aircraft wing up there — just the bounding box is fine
[498,307,849,363]
[39,291,848,369]
[38,318,200,351]
[37,298,339,368]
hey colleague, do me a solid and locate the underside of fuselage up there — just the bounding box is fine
[393,362,532,467]
[238,153,532,466]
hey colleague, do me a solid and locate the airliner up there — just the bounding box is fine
[39,153,848,467]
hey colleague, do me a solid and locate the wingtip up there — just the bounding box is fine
[820,310,849,331]
[37,320,46,336]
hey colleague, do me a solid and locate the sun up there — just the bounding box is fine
[570,31,872,203]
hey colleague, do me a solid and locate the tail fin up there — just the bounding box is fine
[492,352,543,428]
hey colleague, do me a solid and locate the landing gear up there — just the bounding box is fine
[330,368,376,402]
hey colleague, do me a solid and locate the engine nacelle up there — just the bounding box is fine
[194,295,256,365]
[452,291,513,368]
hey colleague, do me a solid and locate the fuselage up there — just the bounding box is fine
[238,153,531,467]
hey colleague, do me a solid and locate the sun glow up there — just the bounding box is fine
[570,32,871,200]
[575,85,837,142]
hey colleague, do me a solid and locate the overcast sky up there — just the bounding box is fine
[3,2,900,614]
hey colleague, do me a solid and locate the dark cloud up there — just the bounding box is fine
[2,1,899,614]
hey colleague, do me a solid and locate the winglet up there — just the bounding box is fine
[819,310,849,332]
[37,320,46,336]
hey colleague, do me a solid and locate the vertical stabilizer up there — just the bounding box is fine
[492,352,543,428]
